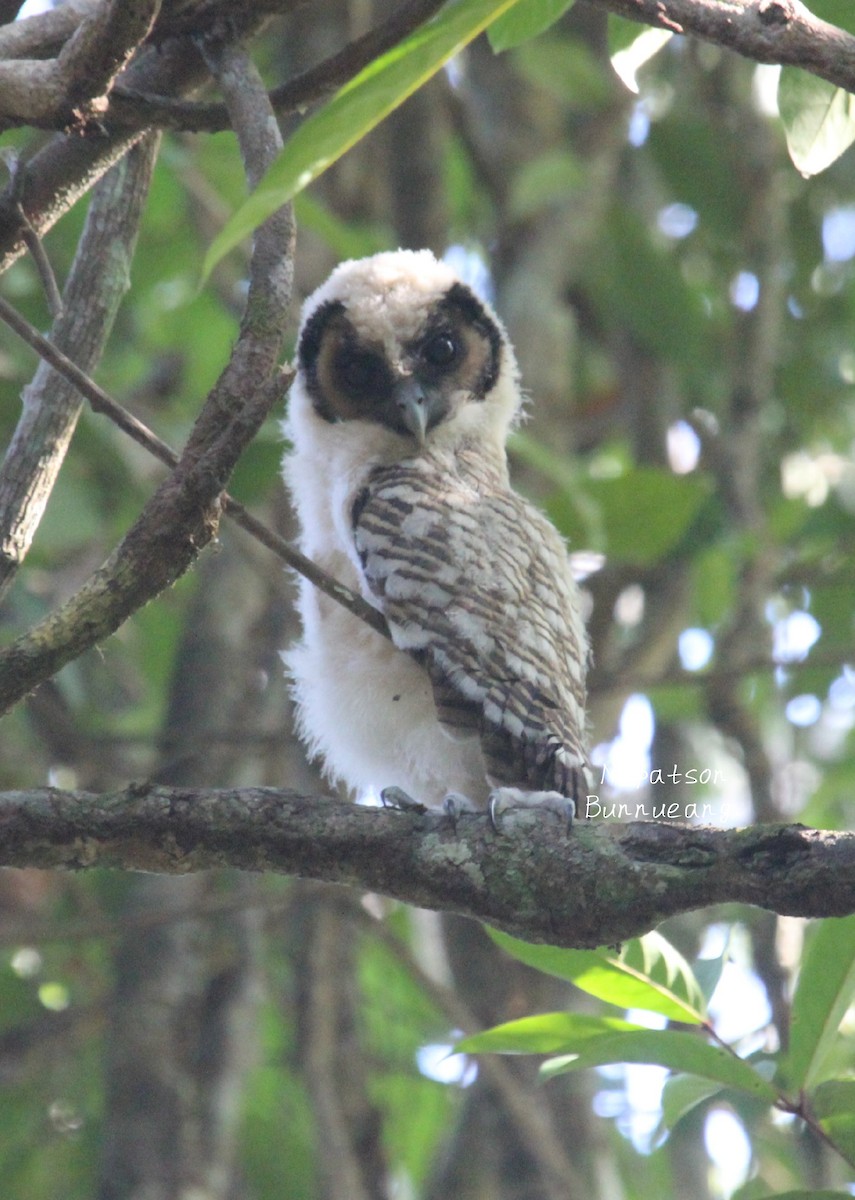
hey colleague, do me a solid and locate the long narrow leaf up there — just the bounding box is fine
[786,913,855,1090]
[203,0,520,279]
[488,0,576,52]
[456,1012,643,1055]
[540,1030,778,1102]
[489,928,707,1023]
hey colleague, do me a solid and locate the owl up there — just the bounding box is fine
[283,250,588,824]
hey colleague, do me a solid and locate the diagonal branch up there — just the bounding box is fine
[0,784,852,947]
[0,132,160,602]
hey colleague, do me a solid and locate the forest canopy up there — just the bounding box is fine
[0,1,854,1197]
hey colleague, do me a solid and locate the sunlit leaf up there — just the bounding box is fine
[621,933,708,1019]
[608,16,672,94]
[457,1012,643,1055]
[540,1030,778,1101]
[659,1073,724,1130]
[785,914,855,1089]
[488,0,576,51]
[488,929,707,1023]
[203,0,520,278]
[778,69,855,177]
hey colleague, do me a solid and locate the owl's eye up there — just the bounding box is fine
[337,349,386,396]
[421,332,459,369]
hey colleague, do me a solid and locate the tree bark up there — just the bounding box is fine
[1,785,852,948]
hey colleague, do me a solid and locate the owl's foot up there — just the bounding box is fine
[488,788,575,832]
[380,786,427,815]
[442,791,480,822]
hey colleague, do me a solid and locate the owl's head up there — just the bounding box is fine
[290,250,521,450]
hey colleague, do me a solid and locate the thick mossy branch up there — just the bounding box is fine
[1,786,853,947]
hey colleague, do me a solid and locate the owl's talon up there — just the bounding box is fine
[488,788,575,832]
[381,786,427,814]
[442,792,478,823]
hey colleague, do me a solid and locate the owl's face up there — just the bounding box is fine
[293,250,519,446]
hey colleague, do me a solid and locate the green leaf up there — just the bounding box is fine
[785,914,855,1089]
[589,206,710,367]
[512,36,612,108]
[811,1080,855,1161]
[647,116,747,241]
[203,0,519,278]
[692,951,727,1005]
[488,929,708,1023]
[488,0,576,52]
[693,545,737,627]
[660,1073,724,1130]
[457,1012,644,1055]
[547,466,710,565]
[778,68,855,177]
[621,933,709,1019]
[540,1030,779,1101]
[507,149,584,219]
[811,1080,855,1123]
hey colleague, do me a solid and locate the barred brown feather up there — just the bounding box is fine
[352,450,588,800]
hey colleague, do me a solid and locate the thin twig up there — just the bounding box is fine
[16,207,63,317]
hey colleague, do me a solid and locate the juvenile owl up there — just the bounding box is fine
[283,250,588,823]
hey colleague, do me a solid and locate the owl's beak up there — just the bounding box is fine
[393,377,442,444]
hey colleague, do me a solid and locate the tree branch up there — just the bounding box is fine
[0,34,294,715]
[0,0,98,62]
[0,5,273,274]
[0,785,852,947]
[0,0,160,130]
[0,291,391,643]
[0,132,159,601]
[592,0,855,92]
[107,0,449,132]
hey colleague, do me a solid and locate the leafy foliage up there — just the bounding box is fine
[1,0,855,1197]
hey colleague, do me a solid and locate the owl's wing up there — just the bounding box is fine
[352,464,588,798]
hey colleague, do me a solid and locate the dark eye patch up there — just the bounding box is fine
[435,283,503,396]
[335,346,390,398]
